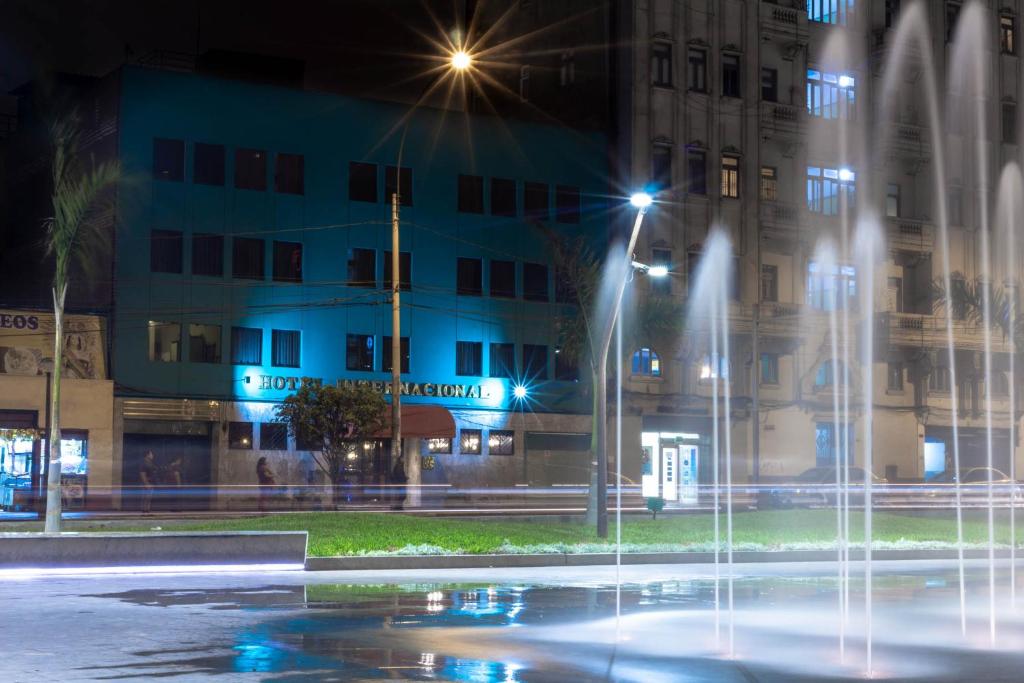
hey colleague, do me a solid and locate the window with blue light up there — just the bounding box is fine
[631,348,661,376]
[699,353,728,380]
[807,261,857,311]
[806,166,855,215]
[807,69,855,120]
[807,0,855,25]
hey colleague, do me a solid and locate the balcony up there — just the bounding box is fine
[729,302,821,339]
[887,122,931,161]
[760,101,802,136]
[761,1,808,43]
[875,312,1012,353]
[886,217,935,252]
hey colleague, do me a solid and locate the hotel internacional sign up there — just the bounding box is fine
[253,374,495,400]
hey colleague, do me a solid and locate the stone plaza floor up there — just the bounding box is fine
[4,560,1024,681]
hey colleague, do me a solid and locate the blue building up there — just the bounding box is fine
[108,66,609,508]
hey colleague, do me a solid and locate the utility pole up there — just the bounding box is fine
[751,301,760,484]
[391,192,402,493]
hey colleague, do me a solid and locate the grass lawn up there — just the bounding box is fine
[4,510,1020,557]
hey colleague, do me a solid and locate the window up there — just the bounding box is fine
[949,187,964,225]
[345,334,374,372]
[560,49,576,86]
[456,341,483,376]
[555,347,578,381]
[519,65,530,101]
[687,150,706,194]
[260,423,288,450]
[490,260,516,298]
[275,153,304,194]
[231,327,262,365]
[382,336,410,374]
[886,183,901,218]
[232,237,265,280]
[885,0,900,29]
[524,182,549,219]
[722,54,740,98]
[946,2,961,43]
[194,143,225,185]
[555,185,580,224]
[807,166,855,215]
[461,429,482,454]
[815,359,845,387]
[347,248,376,287]
[761,353,779,384]
[652,42,672,87]
[228,422,254,449]
[349,162,377,202]
[153,138,184,181]
[651,249,672,295]
[150,229,183,273]
[273,241,303,282]
[426,437,452,454]
[491,178,516,216]
[761,67,778,102]
[188,324,221,363]
[652,145,672,190]
[991,372,1010,397]
[687,49,707,92]
[760,167,777,201]
[522,344,548,380]
[490,342,515,378]
[59,431,88,476]
[720,156,739,198]
[384,251,411,291]
[816,422,853,467]
[930,365,952,392]
[1002,15,1016,55]
[192,234,223,277]
[888,276,904,312]
[700,354,728,380]
[235,148,267,191]
[272,329,301,368]
[761,264,778,302]
[807,261,857,311]
[148,321,180,362]
[1003,102,1017,144]
[457,257,483,296]
[385,165,413,206]
[523,262,549,301]
[632,348,661,376]
[458,174,485,213]
[888,362,904,391]
[808,0,853,25]
[807,69,856,120]
[489,430,514,455]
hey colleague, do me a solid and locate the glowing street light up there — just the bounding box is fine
[513,385,528,400]
[647,264,669,278]
[451,50,472,71]
[629,192,653,211]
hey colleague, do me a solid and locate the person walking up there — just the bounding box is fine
[139,450,157,514]
[256,457,276,512]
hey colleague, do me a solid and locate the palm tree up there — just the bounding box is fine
[42,113,120,532]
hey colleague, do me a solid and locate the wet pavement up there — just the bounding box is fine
[4,560,1024,681]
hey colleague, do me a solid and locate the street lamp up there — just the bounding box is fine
[513,385,528,400]
[630,192,653,211]
[451,50,472,71]
[630,261,669,278]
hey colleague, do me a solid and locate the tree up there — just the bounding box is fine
[276,381,387,507]
[43,113,120,532]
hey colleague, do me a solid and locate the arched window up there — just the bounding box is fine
[990,371,1010,397]
[632,348,661,376]
[700,353,729,380]
[815,359,846,387]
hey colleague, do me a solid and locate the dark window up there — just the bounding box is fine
[761,264,778,302]
[383,251,411,291]
[346,334,374,371]
[194,143,225,185]
[232,237,265,280]
[946,2,961,43]
[456,341,483,376]
[382,336,410,374]
[260,423,288,450]
[458,174,485,213]
[722,54,740,97]
[148,322,180,362]
[491,178,516,216]
[228,422,253,449]
[231,327,262,365]
[888,362,904,391]
[490,260,516,298]
[652,248,672,295]
[150,229,183,273]
[555,185,580,224]
[460,429,482,454]
[760,167,778,200]
[153,138,184,181]
[349,162,377,202]
[522,344,548,380]
[524,182,549,219]
[235,148,267,191]
[652,145,672,190]
[488,430,515,455]
[272,329,300,368]
[1003,102,1017,144]
[385,165,413,206]
[523,262,549,301]
[652,42,672,87]
[687,49,707,92]
[761,353,779,384]
[192,233,223,277]
[1002,15,1016,55]
[555,347,579,381]
[273,241,303,282]
[761,67,778,102]
[188,324,221,363]
[885,0,900,28]
[687,150,707,195]
[457,257,483,296]
[490,342,515,378]
[347,248,376,287]
[886,183,901,218]
[275,153,304,195]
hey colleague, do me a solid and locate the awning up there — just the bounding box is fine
[375,405,456,439]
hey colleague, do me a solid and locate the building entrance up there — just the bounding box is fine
[642,431,701,506]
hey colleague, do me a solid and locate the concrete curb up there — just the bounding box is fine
[305,547,1013,571]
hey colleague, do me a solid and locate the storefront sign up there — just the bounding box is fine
[253,375,493,400]
[0,310,106,379]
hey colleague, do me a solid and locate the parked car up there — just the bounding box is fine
[757,466,886,509]
[924,468,1020,506]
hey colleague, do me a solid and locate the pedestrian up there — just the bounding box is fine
[390,454,408,510]
[165,456,183,512]
[257,456,276,512]
[139,450,157,514]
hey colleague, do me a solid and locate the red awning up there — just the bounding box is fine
[375,405,456,439]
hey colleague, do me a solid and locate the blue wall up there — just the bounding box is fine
[112,67,609,415]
